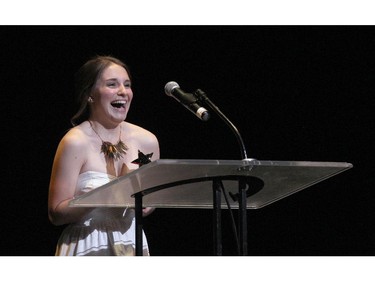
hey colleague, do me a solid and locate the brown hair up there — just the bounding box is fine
[70,55,131,126]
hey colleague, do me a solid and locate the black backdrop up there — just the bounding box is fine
[1,26,373,256]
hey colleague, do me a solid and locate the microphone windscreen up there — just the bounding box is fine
[164,81,179,96]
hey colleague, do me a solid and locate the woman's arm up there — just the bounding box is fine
[48,130,93,225]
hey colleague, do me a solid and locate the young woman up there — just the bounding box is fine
[48,55,160,255]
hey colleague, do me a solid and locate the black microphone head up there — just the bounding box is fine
[164,81,179,96]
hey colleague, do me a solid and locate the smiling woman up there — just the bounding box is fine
[47,55,160,256]
[70,56,133,126]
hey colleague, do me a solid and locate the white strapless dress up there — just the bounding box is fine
[55,171,149,256]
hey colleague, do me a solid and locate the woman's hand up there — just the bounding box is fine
[142,207,155,217]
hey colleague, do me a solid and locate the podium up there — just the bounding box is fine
[70,159,353,255]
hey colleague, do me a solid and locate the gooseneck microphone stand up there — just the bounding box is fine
[194,89,250,255]
[194,89,248,160]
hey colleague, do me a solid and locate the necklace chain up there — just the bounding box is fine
[88,120,128,160]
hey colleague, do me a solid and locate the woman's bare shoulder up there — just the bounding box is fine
[123,122,159,153]
[59,124,89,150]
[124,122,157,138]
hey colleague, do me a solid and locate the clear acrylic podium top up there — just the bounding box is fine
[69,159,352,209]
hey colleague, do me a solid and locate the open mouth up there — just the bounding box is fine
[111,100,127,108]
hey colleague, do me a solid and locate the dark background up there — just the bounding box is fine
[1,26,373,256]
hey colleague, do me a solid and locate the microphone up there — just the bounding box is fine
[164,81,210,121]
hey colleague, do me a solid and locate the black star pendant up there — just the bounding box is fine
[131,150,154,167]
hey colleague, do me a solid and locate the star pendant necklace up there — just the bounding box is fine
[89,120,128,160]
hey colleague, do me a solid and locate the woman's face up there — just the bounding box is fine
[91,63,133,123]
